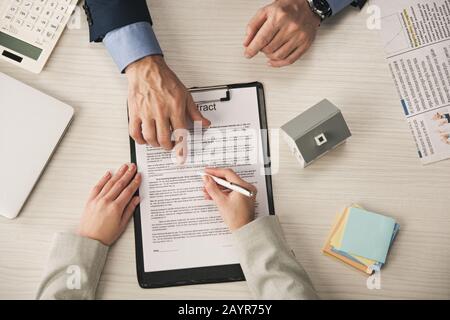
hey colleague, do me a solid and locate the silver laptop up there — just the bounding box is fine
[0,72,74,219]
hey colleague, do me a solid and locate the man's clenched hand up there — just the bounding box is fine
[244,0,321,68]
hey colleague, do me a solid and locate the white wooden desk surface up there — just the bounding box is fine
[1,0,449,300]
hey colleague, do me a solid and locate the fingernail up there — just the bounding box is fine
[134,197,141,204]
[129,163,135,171]
[104,171,111,178]
[245,53,251,59]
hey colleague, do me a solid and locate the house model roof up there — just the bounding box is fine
[281,99,340,142]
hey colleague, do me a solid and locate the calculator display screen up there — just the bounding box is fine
[0,31,42,61]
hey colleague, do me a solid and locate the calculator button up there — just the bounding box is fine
[34,26,43,34]
[24,21,33,30]
[18,10,28,19]
[37,18,48,28]
[5,25,19,35]
[42,8,53,19]
[23,1,33,9]
[3,14,14,22]
[44,30,54,39]
[33,5,44,15]
[51,14,63,23]
[26,14,38,27]
[0,23,10,32]
[8,6,19,15]
[26,13,38,22]
[48,22,58,31]
[57,3,68,12]
[13,18,24,27]
[48,1,57,9]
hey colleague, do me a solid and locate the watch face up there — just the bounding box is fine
[314,0,332,16]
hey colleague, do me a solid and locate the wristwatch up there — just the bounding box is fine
[306,0,333,21]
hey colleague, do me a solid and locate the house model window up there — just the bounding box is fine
[315,133,327,146]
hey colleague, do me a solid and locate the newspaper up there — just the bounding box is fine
[374,0,450,164]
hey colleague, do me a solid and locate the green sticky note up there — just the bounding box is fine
[340,208,396,263]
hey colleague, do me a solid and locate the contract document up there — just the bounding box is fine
[134,85,272,272]
[375,0,450,164]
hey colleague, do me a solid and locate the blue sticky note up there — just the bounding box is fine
[340,208,396,263]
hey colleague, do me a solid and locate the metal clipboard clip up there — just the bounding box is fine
[189,85,231,104]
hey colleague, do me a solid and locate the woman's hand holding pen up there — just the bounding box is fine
[78,163,141,246]
[202,168,257,231]
[78,165,256,245]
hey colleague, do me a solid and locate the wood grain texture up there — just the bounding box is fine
[0,0,449,299]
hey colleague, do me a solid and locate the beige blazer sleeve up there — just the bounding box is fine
[232,215,319,300]
[35,233,109,300]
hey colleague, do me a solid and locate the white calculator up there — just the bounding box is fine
[0,0,78,73]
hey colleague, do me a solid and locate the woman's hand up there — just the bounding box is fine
[202,168,257,231]
[77,163,142,246]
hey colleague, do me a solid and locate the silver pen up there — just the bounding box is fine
[197,171,254,198]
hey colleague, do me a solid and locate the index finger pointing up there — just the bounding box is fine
[170,115,187,142]
[156,118,174,150]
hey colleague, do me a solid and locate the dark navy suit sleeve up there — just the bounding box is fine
[84,0,152,42]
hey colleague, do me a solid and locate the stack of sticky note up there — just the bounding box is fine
[322,205,400,274]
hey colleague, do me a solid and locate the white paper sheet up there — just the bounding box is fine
[374,0,450,164]
[135,86,271,272]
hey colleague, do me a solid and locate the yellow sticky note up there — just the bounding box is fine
[330,208,350,248]
[352,253,377,267]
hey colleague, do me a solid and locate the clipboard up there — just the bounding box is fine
[129,82,275,288]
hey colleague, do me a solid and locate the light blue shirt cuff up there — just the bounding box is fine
[103,22,163,73]
[328,0,354,16]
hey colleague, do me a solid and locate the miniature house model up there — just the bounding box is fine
[281,99,351,168]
